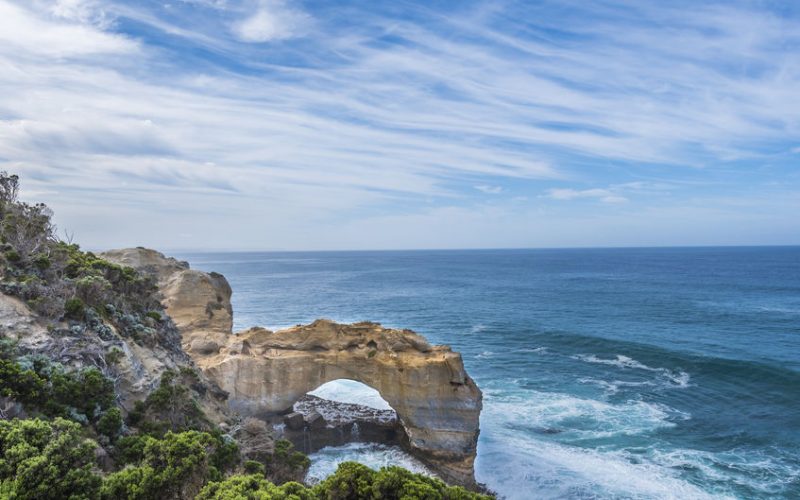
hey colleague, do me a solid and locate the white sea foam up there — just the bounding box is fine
[476,388,722,500]
[482,387,685,440]
[578,377,657,395]
[650,448,800,496]
[470,323,488,333]
[305,443,436,484]
[520,346,549,354]
[476,350,494,358]
[476,437,732,500]
[757,305,800,315]
[572,354,692,388]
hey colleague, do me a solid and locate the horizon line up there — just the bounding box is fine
[89,243,800,255]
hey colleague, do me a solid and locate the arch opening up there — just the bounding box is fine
[308,379,392,411]
[274,379,408,459]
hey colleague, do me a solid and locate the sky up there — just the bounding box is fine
[0,0,798,251]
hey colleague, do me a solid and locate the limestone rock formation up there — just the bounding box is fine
[103,247,483,487]
[101,248,233,354]
[209,320,482,485]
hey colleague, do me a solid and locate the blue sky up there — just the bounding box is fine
[1,0,798,251]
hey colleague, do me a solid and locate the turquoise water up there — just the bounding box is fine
[182,247,800,499]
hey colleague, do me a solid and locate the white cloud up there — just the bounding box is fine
[475,185,503,194]
[233,0,310,42]
[547,188,628,204]
[0,1,135,57]
[50,0,112,28]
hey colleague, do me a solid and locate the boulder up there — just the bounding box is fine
[305,411,326,430]
[283,412,305,431]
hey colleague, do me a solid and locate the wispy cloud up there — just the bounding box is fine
[547,188,628,204]
[475,185,503,195]
[233,0,312,42]
[0,0,798,249]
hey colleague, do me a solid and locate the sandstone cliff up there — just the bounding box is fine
[101,247,483,487]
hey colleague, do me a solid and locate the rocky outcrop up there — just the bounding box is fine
[0,292,229,424]
[101,248,233,354]
[102,248,483,487]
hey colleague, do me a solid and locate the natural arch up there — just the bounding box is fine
[99,248,483,487]
[197,320,482,486]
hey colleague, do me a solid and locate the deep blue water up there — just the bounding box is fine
[180,247,800,499]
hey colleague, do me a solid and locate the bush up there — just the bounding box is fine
[244,460,265,475]
[0,353,115,425]
[265,439,310,484]
[197,462,494,500]
[4,249,20,263]
[127,370,211,435]
[102,430,229,500]
[97,407,123,441]
[33,253,51,270]
[106,347,125,365]
[0,418,102,499]
[64,297,85,320]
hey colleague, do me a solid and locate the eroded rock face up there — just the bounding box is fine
[101,248,233,355]
[0,293,229,424]
[105,248,483,487]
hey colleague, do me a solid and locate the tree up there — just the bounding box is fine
[0,171,19,208]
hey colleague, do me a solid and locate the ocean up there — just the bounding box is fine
[180,247,800,499]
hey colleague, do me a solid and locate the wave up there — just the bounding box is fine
[572,354,692,388]
[475,387,742,499]
[649,448,800,498]
[520,346,549,354]
[578,377,657,395]
[476,423,726,500]
[305,443,435,485]
[483,386,688,440]
[470,323,488,333]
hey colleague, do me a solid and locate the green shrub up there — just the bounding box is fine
[199,462,493,500]
[0,418,102,499]
[97,407,123,440]
[4,249,20,262]
[0,357,47,404]
[64,297,85,320]
[128,370,211,434]
[244,460,265,475]
[145,311,162,322]
[196,474,279,499]
[32,253,50,270]
[106,347,125,365]
[265,439,310,484]
[0,353,114,424]
[102,431,229,500]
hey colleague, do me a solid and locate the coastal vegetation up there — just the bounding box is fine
[0,172,492,499]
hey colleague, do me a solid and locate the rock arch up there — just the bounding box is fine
[197,320,482,486]
[100,248,482,486]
